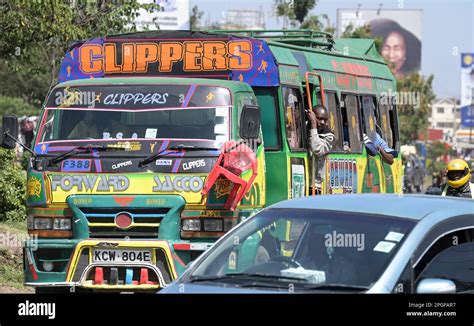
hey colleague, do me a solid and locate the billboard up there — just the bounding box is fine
[337,9,422,79]
[461,53,474,111]
[135,0,190,31]
[460,105,474,127]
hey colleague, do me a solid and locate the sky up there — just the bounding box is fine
[191,0,474,100]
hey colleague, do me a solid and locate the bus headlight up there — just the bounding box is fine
[30,217,72,230]
[203,219,223,232]
[53,218,72,230]
[33,217,53,230]
[182,219,201,231]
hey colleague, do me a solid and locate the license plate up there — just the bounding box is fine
[93,249,152,263]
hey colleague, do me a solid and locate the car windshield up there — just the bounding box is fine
[188,208,416,290]
[38,84,231,144]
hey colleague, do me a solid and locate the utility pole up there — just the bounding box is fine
[452,97,456,145]
[470,87,473,144]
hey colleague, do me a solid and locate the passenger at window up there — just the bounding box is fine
[363,132,398,165]
[306,105,335,191]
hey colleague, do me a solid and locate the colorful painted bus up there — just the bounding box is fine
[1,30,401,292]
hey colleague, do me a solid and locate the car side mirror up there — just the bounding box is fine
[2,114,19,149]
[240,105,260,140]
[425,186,442,196]
[416,278,456,294]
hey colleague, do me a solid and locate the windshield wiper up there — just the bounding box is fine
[189,272,306,283]
[298,283,369,292]
[138,144,219,167]
[48,145,125,166]
[189,274,369,291]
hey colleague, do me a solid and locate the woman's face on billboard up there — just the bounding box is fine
[381,31,406,76]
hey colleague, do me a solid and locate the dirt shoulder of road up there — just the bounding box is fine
[0,221,34,293]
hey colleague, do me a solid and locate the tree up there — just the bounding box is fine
[425,141,449,174]
[293,0,316,24]
[341,23,383,52]
[274,0,317,29]
[190,5,204,30]
[0,148,26,222]
[0,96,39,117]
[300,15,323,30]
[0,1,160,106]
[397,73,436,144]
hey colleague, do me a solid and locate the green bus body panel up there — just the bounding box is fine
[26,32,400,288]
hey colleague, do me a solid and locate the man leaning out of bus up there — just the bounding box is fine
[306,105,335,190]
[363,132,398,165]
[307,105,335,155]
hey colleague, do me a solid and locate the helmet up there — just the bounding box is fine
[446,159,471,188]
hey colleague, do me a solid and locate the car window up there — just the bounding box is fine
[415,228,474,293]
[187,209,416,290]
[416,242,474,293]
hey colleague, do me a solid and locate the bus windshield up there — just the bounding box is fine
[39,84,231,143]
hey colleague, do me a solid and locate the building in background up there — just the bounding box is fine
[337,9,422,79]
[135,0,190,30]
[428,98,461,144]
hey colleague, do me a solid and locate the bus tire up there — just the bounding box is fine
[35,287,70,294]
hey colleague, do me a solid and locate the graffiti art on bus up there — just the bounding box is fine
[328,158,358,194]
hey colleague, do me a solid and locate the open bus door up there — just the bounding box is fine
[281,85,308,199]
[304,72,327,195]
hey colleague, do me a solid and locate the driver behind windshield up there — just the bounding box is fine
[103,112,131,139]
[68,110,99,139]
[295,227,358,285]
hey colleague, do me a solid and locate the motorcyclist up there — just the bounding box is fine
[441,159,473,198]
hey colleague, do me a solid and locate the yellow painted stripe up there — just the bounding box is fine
[82,284,160,290]
[66,240,177,282]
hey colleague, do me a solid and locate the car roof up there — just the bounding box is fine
[269,194,473,221]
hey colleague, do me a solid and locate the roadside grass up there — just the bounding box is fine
[0,220,33,292]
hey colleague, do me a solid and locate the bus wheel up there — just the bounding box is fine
[35,287,70,294]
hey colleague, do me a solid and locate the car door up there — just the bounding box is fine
[391,216,474,293]
[416,241,474,293]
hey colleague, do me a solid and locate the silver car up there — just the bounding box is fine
[162,194,474,293]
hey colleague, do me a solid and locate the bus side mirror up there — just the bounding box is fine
[2,114,19,149]
[240,105,260,140]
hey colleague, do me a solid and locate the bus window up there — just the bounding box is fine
[360,95,377,138]
[254,87,281,151]
[315,90,322,106]
[342,94,363,153]
[378,101,394,148]
[325,92,343,151]
[341,105,350,151]
[389,103,400,150]
[282,87,304,151]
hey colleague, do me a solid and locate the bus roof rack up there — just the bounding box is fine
[209,29,335,51]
